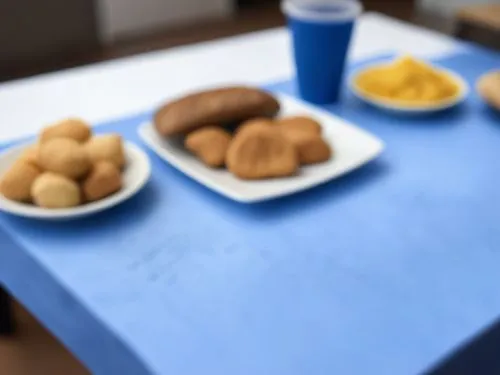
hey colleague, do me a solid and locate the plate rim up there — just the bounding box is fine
[138,94,385,203]
[0,141,151,220]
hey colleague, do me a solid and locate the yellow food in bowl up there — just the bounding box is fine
[354,56,461,105]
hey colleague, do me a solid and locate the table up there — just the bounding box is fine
[0,12,497,375]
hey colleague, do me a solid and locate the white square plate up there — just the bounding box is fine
[138,94,384,203]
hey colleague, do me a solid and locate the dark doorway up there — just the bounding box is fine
[0,0,100,80]
[237,0,280,9]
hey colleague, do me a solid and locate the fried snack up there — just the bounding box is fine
[82,161,122,202]
[0,161,41,202]
[40,118,92,144]
[154,87,281,136]
[31,172,81,208]
[276,116,322,136]
[235,118,274,136]
[84,134,125,169]
[38,138,90,179]
[226,126,298,180]
[355,55,459,103]
[477,71,500,110]
[281,130,332,165]
[19,144,40,169]
[185,127,232,168]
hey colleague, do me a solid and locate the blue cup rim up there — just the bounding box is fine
[281,0,363,22]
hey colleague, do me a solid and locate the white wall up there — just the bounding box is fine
[419,0,500,16]
[97,0,234,42]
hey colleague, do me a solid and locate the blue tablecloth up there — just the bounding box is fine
[0,47,499,375]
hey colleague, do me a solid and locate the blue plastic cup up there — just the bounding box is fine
[282,0,362,104]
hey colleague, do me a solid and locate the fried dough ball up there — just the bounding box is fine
[84,134,125,169]
[276,116,322,136]
[0,161,41,202]
[40,118,92,144]
[235,118,274,136]
[185,127,232,168]
[281,130,332,165]
[226,126,298,180]
[82,161,122,202]
[19,144,41,169]
[38,138,90,179]
[31,172,81,208]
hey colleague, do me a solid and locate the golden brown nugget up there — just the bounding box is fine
[154,87,281,136]
[276,116,322,136]
[477,71,500,110]
[282,130,332,165]
[0,161,41,202]
[31,172,81,208]
[85,134,125,169]
[235,118,274,136]
[83,161,122,202]
[40,118,92,143]
[185,127,232,168]
[227,127,298,180]
[19,144,40,169]
[38,138,90,179]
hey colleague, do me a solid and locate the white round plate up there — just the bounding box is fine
[349,65,470,114]
[0,141,151,220]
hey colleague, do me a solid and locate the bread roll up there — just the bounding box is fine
[154,87,281,136]
[235,118,274,136]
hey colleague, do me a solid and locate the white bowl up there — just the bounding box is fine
[0,141,151,220]
[349,64,470,114]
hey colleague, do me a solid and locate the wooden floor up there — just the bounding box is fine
[0,2,419,374]
[0,301,89,375]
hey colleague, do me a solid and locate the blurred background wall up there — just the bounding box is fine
[0,0,99,71]
[415,0,500,33]
[0,0,235,80]
[0,0,497,82]
[419,0,500,15]
[97,0,234,42]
